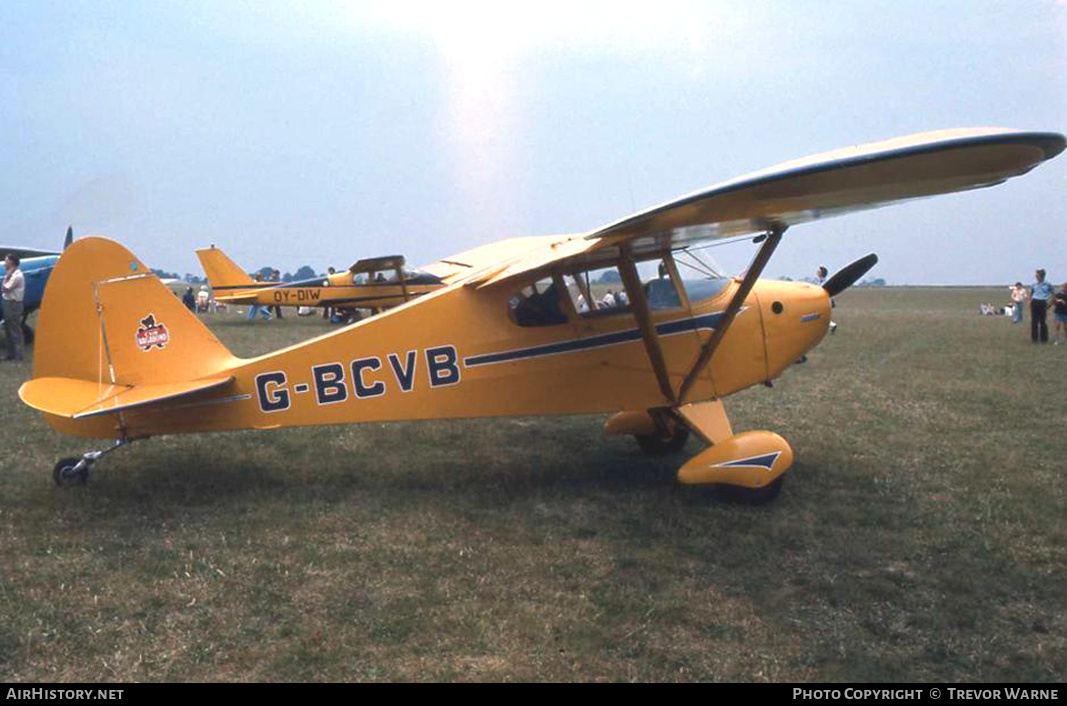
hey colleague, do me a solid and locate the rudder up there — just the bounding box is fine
[33,237,238,387]
[196,246,255,291]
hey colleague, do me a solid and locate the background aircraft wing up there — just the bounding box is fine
[420,235,571,283]
[470,128,1065,288]
[0,246,61,259]
[0,226,75,260]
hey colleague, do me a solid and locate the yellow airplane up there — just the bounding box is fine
[20,128,1065,500]
[196,246,446,313]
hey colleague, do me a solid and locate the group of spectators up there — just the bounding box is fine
[575,289,629,313]
[1008,269,1067,345]
[182,285,218,314]
[247,269,285,322]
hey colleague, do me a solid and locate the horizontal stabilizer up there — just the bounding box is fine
[19,375,234,419]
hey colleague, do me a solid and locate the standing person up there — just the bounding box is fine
[268,269,284,320]
[323,266,336,320]
[2,254,24,361]
[1053,282,1067,346]
[182,287,196,312]
[1030,269,1053,343]
[247,273,272,322]
[1009,282,1028,324]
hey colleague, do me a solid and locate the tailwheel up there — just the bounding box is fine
[53,457,89,487]
[51,437,136,488]
[635,424,690,455]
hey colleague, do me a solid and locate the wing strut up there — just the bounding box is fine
[617,243,677,405]
[678,224,786,404]
[396,263,411,303]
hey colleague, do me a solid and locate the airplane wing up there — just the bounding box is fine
[420,235,573,283]
[0,226,74,262]
[349,255,406,273]
[0,246,61,260]
[469,128,1065,288]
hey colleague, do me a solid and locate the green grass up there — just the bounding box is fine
[0,288,1064,682]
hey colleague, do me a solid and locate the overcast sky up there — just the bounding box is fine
[2,0,1064,284]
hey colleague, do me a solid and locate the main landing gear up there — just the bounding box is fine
[53,438,135,487]
[604,402,794,504]
[635,424,690,455]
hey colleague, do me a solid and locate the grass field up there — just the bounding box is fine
[0,287,1064,682]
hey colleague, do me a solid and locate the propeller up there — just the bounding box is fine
[822,253,878,298]
[63,226,73,250]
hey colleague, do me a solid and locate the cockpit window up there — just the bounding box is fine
[352,269,442,286]
[644,275,681,310]
[564,259,685,316]
[673,248,731,304]
[402,270,443,285]
[509,256,690,326]
[681,277,730,303]
[510,277,569,327]
[565,266,629,317]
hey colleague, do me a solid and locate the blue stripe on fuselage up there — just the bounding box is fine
[463,310,729,368]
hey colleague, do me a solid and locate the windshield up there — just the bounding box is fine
[673,248,731,304]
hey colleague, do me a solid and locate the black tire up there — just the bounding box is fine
[716,475,785,505]
[635,425,690,455]
[53,457,88,487]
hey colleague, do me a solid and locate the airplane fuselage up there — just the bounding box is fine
[210,276,442,311]
[43,266,830,440]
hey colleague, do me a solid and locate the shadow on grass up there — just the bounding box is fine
[47,418,696,516]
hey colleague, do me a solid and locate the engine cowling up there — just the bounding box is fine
[677,430,793,488]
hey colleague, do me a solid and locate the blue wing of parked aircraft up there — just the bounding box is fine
[0,227,74,343]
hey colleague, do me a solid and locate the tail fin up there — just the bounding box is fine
[196,245,255,290]
[28,237,237,390]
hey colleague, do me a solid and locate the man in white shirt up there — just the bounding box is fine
[196,286,210,312]
[2,254,25,361]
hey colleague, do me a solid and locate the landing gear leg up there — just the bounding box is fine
[627,409,690,455]
[53,437,135,487]
[635,423,690,455]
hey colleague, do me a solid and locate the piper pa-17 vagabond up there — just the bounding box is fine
[197,245,446,314]
[20,129,1065,499]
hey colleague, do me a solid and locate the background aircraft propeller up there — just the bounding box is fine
[823,253,878,298]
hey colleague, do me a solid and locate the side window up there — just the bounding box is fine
[352,272,368,285]
[566,259,685,316]
[642,260,682,310]
[567,266,629,317]
[509,277,569,327]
